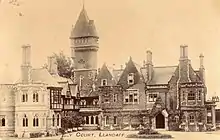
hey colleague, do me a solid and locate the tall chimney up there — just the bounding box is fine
[180,45,188,60]
[21,44,32,84]
[146,50,152,64]
[48,56,58,75]
[199,53,205,84]
[146,50,153,82]
[179,45,190,83]
[199,53,204,69]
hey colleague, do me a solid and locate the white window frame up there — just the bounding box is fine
[105,116,109,126]
[148,92,158,102]
[189,114,195,123]
[124,89,139,104]
[101,79,108,86]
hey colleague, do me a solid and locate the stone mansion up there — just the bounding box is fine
[0,5,217,137]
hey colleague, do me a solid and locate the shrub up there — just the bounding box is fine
[127,134,172,139]
[30,132,44,138]
[138,128,159,135]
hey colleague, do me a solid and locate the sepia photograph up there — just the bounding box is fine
[0,0,220,139]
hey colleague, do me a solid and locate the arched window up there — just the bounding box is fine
[33,92,39,102]
[57,114,60,126]
[33,115,39,127]
[22,93,28,102]
[23,114,28,127]
[1,117,5,126]
[52,115,55,126]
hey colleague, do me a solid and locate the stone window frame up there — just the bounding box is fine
[198,90,202,101]
[188,91,195,101]
[22,92,28,102]
[113,116,117,125]
[80,100,86,106]
[189,114,195,123]
[101,79,108,86]
[105,116,109,126]
[33,114,39,127]
[148,92,158,102]
[33,91,39,102]
[52,114,55,127]
[113,94,118,102]
[127,73,135,85]
[57,114,60,127]
[124,89,139,104]
[23,114,28,127]
[0,115,6,127]
[93,99,99,105]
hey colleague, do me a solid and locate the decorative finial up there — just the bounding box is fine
[83,0,85,9]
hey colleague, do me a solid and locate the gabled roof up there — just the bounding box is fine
[16,68,61,88]
[71,7,98,38]
[148,66,177,85]
[31,68,61,87]
[112,69,124,83]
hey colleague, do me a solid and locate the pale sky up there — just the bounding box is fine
[0,0,220,98]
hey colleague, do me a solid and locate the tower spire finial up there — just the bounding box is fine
[83,0,85,9]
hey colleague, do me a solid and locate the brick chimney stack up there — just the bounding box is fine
[48,56,58,75]
[146,50,153,82]
[21,44,32,84]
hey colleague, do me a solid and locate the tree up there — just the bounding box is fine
[53,51,74,78]
[61,112,85,130]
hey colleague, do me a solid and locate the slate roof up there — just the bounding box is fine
[112,69,124,83]
[15,68,61,88]
[71,7,98,38]
[30,68,61,87]
[148,66,177,85]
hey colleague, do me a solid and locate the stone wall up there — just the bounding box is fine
[0,84,15,137]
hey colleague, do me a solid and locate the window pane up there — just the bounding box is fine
[114,116,117,124]
[2,118,5,126]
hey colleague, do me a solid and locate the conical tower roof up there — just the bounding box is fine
[71,7,98,38]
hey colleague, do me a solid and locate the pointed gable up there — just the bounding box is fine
[96,63,115,86]
[117,57,143,89]
[71,7,98,38]
[188,64,202,82]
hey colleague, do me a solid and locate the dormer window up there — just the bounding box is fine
[127,73,134,85]
[101,79,107,86]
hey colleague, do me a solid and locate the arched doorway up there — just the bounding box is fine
[156,113,165,129]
